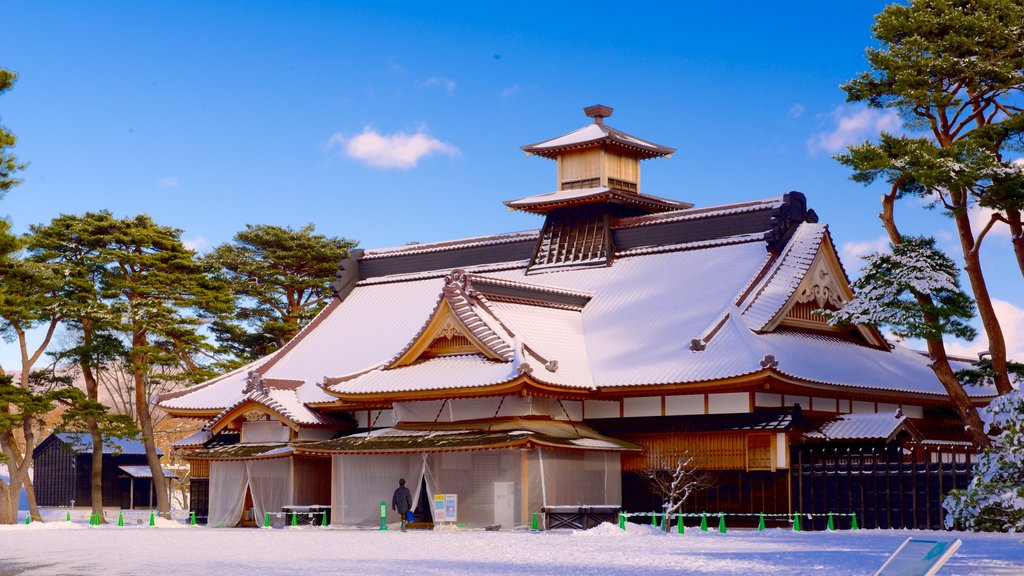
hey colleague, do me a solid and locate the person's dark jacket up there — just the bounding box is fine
[392,485,412,514]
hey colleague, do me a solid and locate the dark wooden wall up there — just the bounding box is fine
[791,445,973,530]
[33,440,77,507]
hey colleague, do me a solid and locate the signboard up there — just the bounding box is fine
[433,494,458,522]
[874,537,962,576]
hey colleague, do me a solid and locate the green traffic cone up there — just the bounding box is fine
[321,510,329,527]
[149,511,155,527]
[89,512,95,526]
[676,515,684,534]
[827,512,835,531]
[757,512,766,531]
[717,514,726,534]
[531,512,539,531]
[291,512,298,527]
[24,514,30,525]
[850,512,859,531]
[66,511,71,522]
[618,513,626,530]
[117,511,124,527]
[190,510,196,526]
[700,512,708,532]
[792,513,801,532]
[650,511,657,526]
[264,512,271,528]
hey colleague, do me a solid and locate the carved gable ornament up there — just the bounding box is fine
[388,270,515,368]
[794,253,847,309]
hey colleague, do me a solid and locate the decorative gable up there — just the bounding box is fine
[768,238,885,347]
[388,270,515,368]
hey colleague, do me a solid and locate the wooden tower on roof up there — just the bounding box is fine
[506,105,691,273]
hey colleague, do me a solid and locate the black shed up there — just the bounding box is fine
[33,433,176,509]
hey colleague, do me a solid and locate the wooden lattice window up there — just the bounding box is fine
[607,177,637,193]
[422,333,476,358]
[747,434,773,471]
[530,206,610,272]
[188,458,211,479]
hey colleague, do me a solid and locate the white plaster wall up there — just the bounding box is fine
[754,392,782,408]
[852,400,875,414]
[665,395,704,415]
[708,393,749,414]
[783,395,809,410]
[584,400,620,419]
[623,397,661,417]
[241,421,289,444]
[812,397,837,412]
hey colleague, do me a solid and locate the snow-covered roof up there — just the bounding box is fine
[805,411,916,442]
[521,122,675,159]
[505,186,690,213]
[171,428,212,449]
[117,465,178,479]
[160,197,997,418]
[740,223,826,330]
[46,433,159,456]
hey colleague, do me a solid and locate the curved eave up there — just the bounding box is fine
[505,191,690,216]
[296,437,641,456]
[322,374,592,403]
[209,400,302,435]
[521,139,675,160]
[766,369,997,405]
[160,407,225,419]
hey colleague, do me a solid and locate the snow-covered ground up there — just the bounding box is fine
[1,519,1022,576]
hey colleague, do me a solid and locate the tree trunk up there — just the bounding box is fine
[924,339,992,448]
[79,323,106,523]
[133,337,170,518]
[880,190,992,449]
[1008,209,1024,281]
[20,420,42,522]
[24,476,40,522]
[952,208,1013,395]
[0,480,10,524]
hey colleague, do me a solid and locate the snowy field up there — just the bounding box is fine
[1,519,1023,576]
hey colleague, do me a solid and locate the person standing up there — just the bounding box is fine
[392,478,412,531]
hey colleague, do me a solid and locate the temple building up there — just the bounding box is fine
[160,106,994,530]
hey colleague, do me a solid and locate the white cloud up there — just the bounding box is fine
[945,299,1024,363]
[969,204,1011,239]
[788,103,805,118]
[419,77,456,93]
[183,235,207,251]
[500,85,523,100]
[807,106,902,155]
[328,126,459,170]
[839,235,890,270]
[158,176,180,188]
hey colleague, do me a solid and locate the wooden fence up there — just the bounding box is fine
[791,445,973,530]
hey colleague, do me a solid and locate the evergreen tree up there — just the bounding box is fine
[0,229,64,521]
[945,388,1024,531]
[206,223,355,363]
[842,0,1024,395]
[0,68,27,199]
[829,237,991,448]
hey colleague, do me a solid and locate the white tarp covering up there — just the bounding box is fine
[331,454,426,526]
[207,459,292,528]
[330,448,621,528]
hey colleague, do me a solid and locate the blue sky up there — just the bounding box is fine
[2,1,1022,370]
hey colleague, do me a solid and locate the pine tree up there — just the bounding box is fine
[842,0,1024,395]
[828,237,991,447]
[206,223,355,363]
[0,68,27,199]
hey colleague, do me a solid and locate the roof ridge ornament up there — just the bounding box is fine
[583,104,613,125]
[243,371,268,395]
